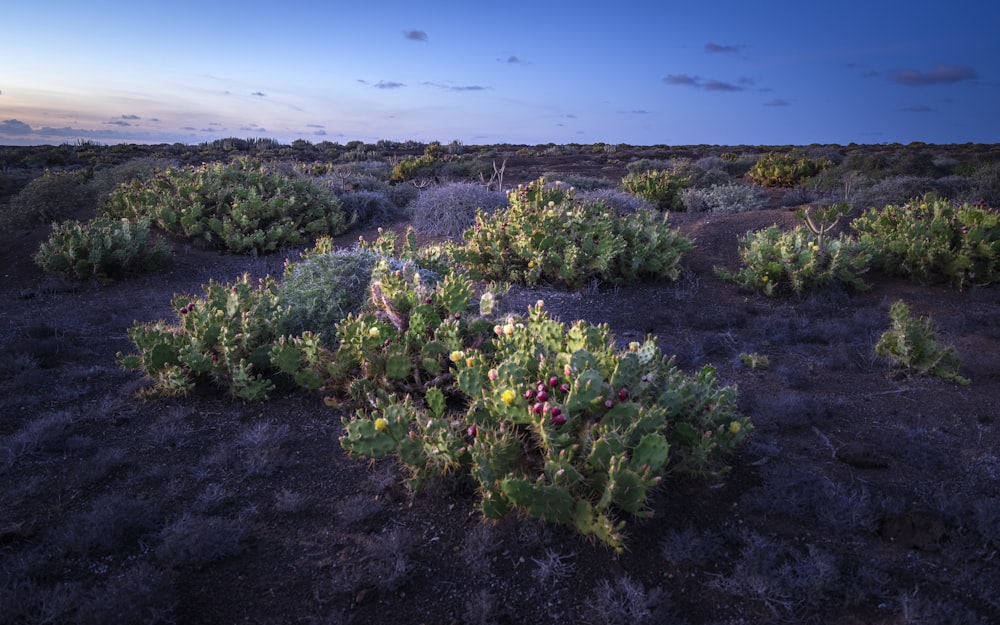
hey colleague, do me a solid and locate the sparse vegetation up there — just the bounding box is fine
[2,141,999,625]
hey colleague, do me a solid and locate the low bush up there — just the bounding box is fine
[278,248,383,344]
[715,225,872,296]
[577,188,654,214]
[335,190,402,227]
[748,152,830,188]
[619,169,689,210]
[407,182,508,238]
[33,216,171,281]
[455,178,693,288]
[851,194,1000,288]
[681,182,768,213]
[102,157,350,254]
[540,172,616,191]
[2,170,95,228]
[118,273,294,401]
[875,300,969,384]
[339,298,750,551]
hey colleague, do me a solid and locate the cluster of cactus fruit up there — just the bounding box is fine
[340,300,750,551]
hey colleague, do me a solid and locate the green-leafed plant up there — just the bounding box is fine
[324,267,498,404]
[747,152,830,188]
[619,169,690,211]
[33,216,171,281]
[102,157,350,254]
[875,300,969,385]
[715,225,872,296]
[851,195,1000,289]
[454,178,693,288]
[796,203,851,247]
[118,273,299,400]
[340,301,750,551]
[739,352,770,371]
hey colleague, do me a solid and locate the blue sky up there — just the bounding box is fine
[2,0,997,146]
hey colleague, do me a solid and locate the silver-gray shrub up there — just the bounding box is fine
[4,170,96,228]
[279,250,440,346]
[681,182,768,213]
[578,188,654,214]
[335,190,402,227]
[407,181,508,238]
[278,249,381,344]
[851,175,970,210]
[540,172,616,191]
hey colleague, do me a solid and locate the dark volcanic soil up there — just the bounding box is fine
[2,191,999,624]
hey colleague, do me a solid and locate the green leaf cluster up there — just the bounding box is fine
[875,300,969,385]
[117,273,296,401]
[715,225,872,296]
[619,169,690,211]
[454,178,693,287]
[851,194,1000,289]
[339,299,750,551]
[33,216,170,282]
[747,152,830,188]
[102,157,350,254]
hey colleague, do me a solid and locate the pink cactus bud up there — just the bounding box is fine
[618,388,628,402]
[551,414,566,426]
[548,376,560,388]
[467,425,478,438]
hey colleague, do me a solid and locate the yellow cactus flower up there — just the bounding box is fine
[501,389,516,405]
[374,418,389,431]
[368,326,381,339]
[729,421,742,435]
[450,350,465,363]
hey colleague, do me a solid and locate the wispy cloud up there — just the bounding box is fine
[422,82,489,92]
[121,114,141,120]
[705,42,742,54]
[888,63,977,86]
[764,98,790,106]
[664,73,750,92]
[498,55,527,64]
[358,79,406,89]
[403,29,428,42]
[617,109,651,115]
[104,120,132,127]
[251,91,266,97]
[900,104,935,112]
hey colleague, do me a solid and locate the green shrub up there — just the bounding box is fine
[875,300,969,385]
[339,299,750,551]
[851,194,1000,288]
[455,178,692,288]
[748,152,830,188]
[118,273,296,400]
[102,157,350,254]
[619,169,690,211]
[715,226,872,296]
[33,217,171,281]
[2,170,96,228]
